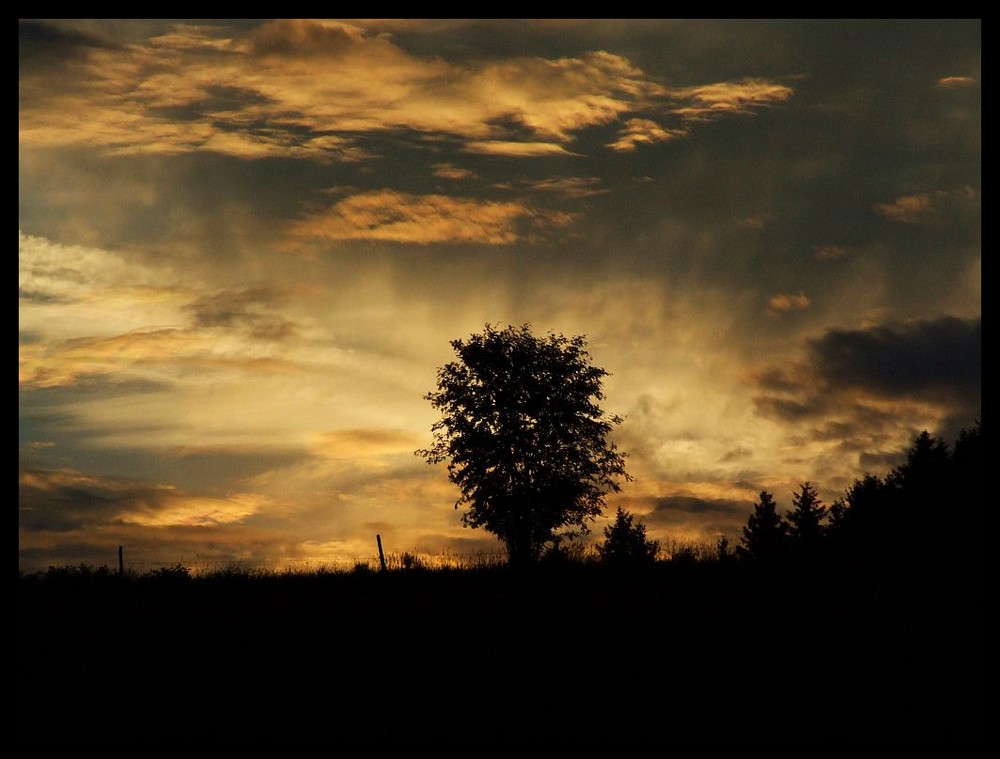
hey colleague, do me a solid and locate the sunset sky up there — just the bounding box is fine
[19,19,981,573]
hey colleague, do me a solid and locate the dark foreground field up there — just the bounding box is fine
[20,560,980,742]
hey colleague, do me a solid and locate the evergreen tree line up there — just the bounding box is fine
[600,421,981,573]
[737,422,981,570]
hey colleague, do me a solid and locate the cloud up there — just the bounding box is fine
[749,317,981,469]
[18,22,644,159]
[19,329,200,389]
[737,216,767,230]
[719,446,753,463]
[19,233,314,391]
[20,21,795,165]
[668,78,793,121]
[814,245,854,261]
[753,395,828,422]
[289,189,574,244]
[874,193,935,223]
[607,118,684,151]
[874,188,980,224]
[809,316,981,404]
[19,229,176,300]
[185,287,297,341]
[936,76,977,88]
[120,492,265,528]
[496,176,609,198]
[766,292,811,316]
[463,141,579,157]
[432,163,478,180]
[19,468,262,530]
[642,494,752,540]
[309,428,421,460]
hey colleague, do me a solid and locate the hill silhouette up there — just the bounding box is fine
[19,424,980,741]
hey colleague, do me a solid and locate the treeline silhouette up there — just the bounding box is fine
[737,422,981,574]
[19,424,980,741]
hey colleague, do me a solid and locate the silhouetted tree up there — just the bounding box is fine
[596,507,660,566]
[827,473,895,560]
[893,430,951,503]
[739,490,790,563]
[950,420,981,568]
[787,481,826,552]
[417,323,630,566]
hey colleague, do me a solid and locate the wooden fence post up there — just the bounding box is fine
[118,545,125,578]
[376,534,387,572]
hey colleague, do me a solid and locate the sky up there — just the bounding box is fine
[19,19,981,573]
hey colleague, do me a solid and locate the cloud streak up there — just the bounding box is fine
[290,190,574,244]
[766,292,811,316]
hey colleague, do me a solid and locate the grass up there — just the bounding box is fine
[19,544,979,742]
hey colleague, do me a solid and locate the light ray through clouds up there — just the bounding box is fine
[19,19,980,572]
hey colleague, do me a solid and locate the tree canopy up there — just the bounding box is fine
[417,323,630,565]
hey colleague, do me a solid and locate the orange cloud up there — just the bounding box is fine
[290,190,573,244]
[766,292,811,316]
[936,76,977,88]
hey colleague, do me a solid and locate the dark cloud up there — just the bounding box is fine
[810,316,981,405]
[650,496,748,517]
[19,468,150,532]
[753,395,827,422]
[19,19,117,65]
[753,316,980,436]
[644,495,751,537]
[186,287,297,341]
[719,447,753,463]
[19,287,67,304]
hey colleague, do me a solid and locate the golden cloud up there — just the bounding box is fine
[19,23,646,159]
[500,176,609,198]
[19,329,201,388]
[20,22,793,161]
[874,187,979,225]
[121,492,265,527]
[463,141,579,157]
[607,118,684,151]
[432,163,478,180]
[290,189,573,244]
[17,467,263,529]
[766,292,811,316]
[873,193,934,223]
[669,78,793,120]
[310,428,421,460]
[20,467,141,493]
